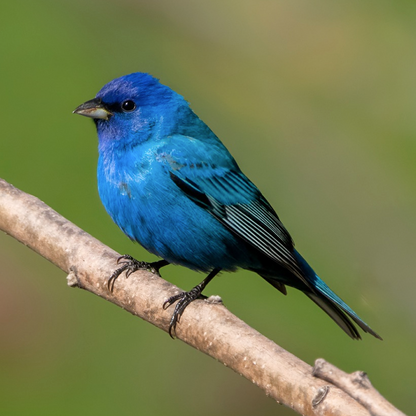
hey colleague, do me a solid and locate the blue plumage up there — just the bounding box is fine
[74,72,381,340]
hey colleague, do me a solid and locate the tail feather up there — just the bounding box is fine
[306,293,361,339]
[308,278,382,340]
[294,250,382,340]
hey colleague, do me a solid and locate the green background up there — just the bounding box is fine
[1,1,415,415]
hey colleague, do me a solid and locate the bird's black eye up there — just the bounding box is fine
[121,100,136,112]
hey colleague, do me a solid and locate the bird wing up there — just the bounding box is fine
[160,137,309,287]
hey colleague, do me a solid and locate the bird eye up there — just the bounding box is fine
[121,100,136,112]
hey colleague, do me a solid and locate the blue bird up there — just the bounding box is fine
[74,72,381,340]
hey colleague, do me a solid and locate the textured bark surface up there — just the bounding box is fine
[313,359,406,416]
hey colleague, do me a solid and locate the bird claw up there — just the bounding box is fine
[162,269,220,338]
[163,287,203,338]
[107,255,165,292]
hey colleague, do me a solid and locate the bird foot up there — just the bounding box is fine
[107,255,168,292]
[163,286,205,338]
[162,268,220,338]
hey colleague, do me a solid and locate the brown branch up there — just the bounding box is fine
[0,177,402,416]
[313,359,406,416]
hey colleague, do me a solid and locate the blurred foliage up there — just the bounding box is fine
[0,1,415,415]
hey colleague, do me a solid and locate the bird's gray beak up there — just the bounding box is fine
[73,98,113,120]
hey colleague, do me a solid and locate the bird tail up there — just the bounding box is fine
[294,250,382,340]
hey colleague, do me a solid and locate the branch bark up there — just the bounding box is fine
[0,178,403,416]
[313,359,406,416]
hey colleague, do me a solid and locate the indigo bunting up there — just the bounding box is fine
[74,72,381,340]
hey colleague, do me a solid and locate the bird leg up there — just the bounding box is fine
[163,268,221,338]
[107,255,169,292]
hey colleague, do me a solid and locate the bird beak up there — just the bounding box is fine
[73,98,113,120]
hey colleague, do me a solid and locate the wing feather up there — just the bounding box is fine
[170,168,313,289]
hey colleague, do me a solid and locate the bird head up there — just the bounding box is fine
[73,72,188,150]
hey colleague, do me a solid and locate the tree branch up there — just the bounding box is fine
[313,359,406,416]
[0,178,403,416]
